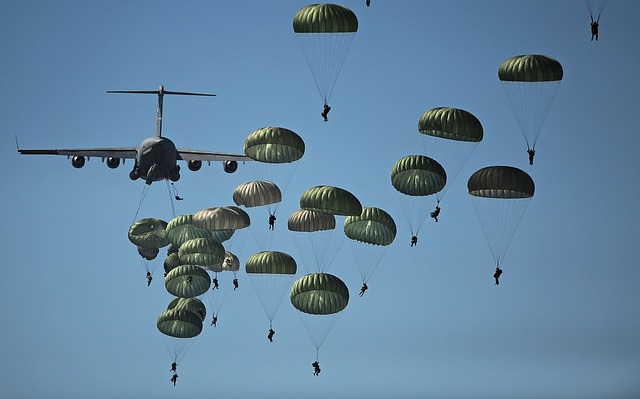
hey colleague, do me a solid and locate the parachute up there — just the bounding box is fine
[246,251,298,331]
[128,218,169,248]
[164,265,211,298]
[290,273,349,357]
[192,206,251,231]
[468,166,534,273]
[166,215,215,248]
[244,127,304,199]
[344,207,396,287]
[167,297,207,322]
[288,209,341,273]
[128,218,170,280]
[177,238,226,271]
[499,54,563,160]
[293,3,358,105]
[418,107,483,203]
[157,303,203,365]
[299,185,363,217]
[233,180,283,250]
[391,155,446,237]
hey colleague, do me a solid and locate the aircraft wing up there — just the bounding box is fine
[177,149,251,162]
[18,147,138,159]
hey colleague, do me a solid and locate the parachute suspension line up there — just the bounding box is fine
[296,32,356,104]
[131,184,151,224]
[164,179,177,219]
[502,81,560,150]
[471,196,531,267]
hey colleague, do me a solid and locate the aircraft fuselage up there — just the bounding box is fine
[131,136,180,182]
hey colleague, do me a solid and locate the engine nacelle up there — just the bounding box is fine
[223,160,238,174]
[71,155,86,169]
[188,160,202,172]
[106,157,120,169]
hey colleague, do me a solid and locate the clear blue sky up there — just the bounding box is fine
[1,1,639,398]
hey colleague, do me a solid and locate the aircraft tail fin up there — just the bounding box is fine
[107,85,216,137]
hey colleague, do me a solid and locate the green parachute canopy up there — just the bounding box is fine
[167,297,206,321]
[246,251,297,275]
[468,166,535,199]
[157,308,203,339]
[418,107,484,142]
[300,185,362,216]
[192,206,250,231]
[288,209,336,232]
[128,218,169,249]
[178,238,225,268]
[244,127,305,164]
[166,215,213,248]
[290,273,349,315]
[391,155,447,196]
[233,180,282,208]
[344,207,397,246]
[165,265,211,298]
[293,3,358,33]
[498,54,563,82]
[164,252,183,276]
[293,4,358,104]
[498,54,563,154]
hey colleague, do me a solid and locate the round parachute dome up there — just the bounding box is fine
[157,308,203,339]
[233,180,282,208]
[290,273,349,315]
[128,218,169,248]
[418,107,483,142]
[165,214,212,248]
[300,185,362,216]
[165,265,211,298]
[178,238,225,268]
[293,4,358,33]
[498,54,563,82]
[344,207,397,246]
[288,209,336,232]
[164,252,183,275]
[193,206,250,231]
[167,297,206,321]
[468,166,535,199]
[244,127,305,163]
[246,251,297,275]
[391,155,447,196]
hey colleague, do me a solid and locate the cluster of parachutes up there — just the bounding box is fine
[389,52,564,277]
[125,2,581,377]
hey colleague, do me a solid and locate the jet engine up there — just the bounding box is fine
[223,160,238,173]
[71,155,86,168]
[188,160,202,172]
[106,157,121,169]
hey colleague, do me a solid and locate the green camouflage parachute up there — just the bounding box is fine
[193,206,250,231]
[246,251,298,275]
[290,273,349,315]
[165,265,211,298]
[468,166,535,199]
[391,155,447,196]
[418,107,483,142]
[178,238,225,268]
[128,218,169,248]
[344,207,396,246]
[233,180,282,208]
[300,185,362,216]
[157,308,203,338]
[167,297,206,321]
[244,127,305,164]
